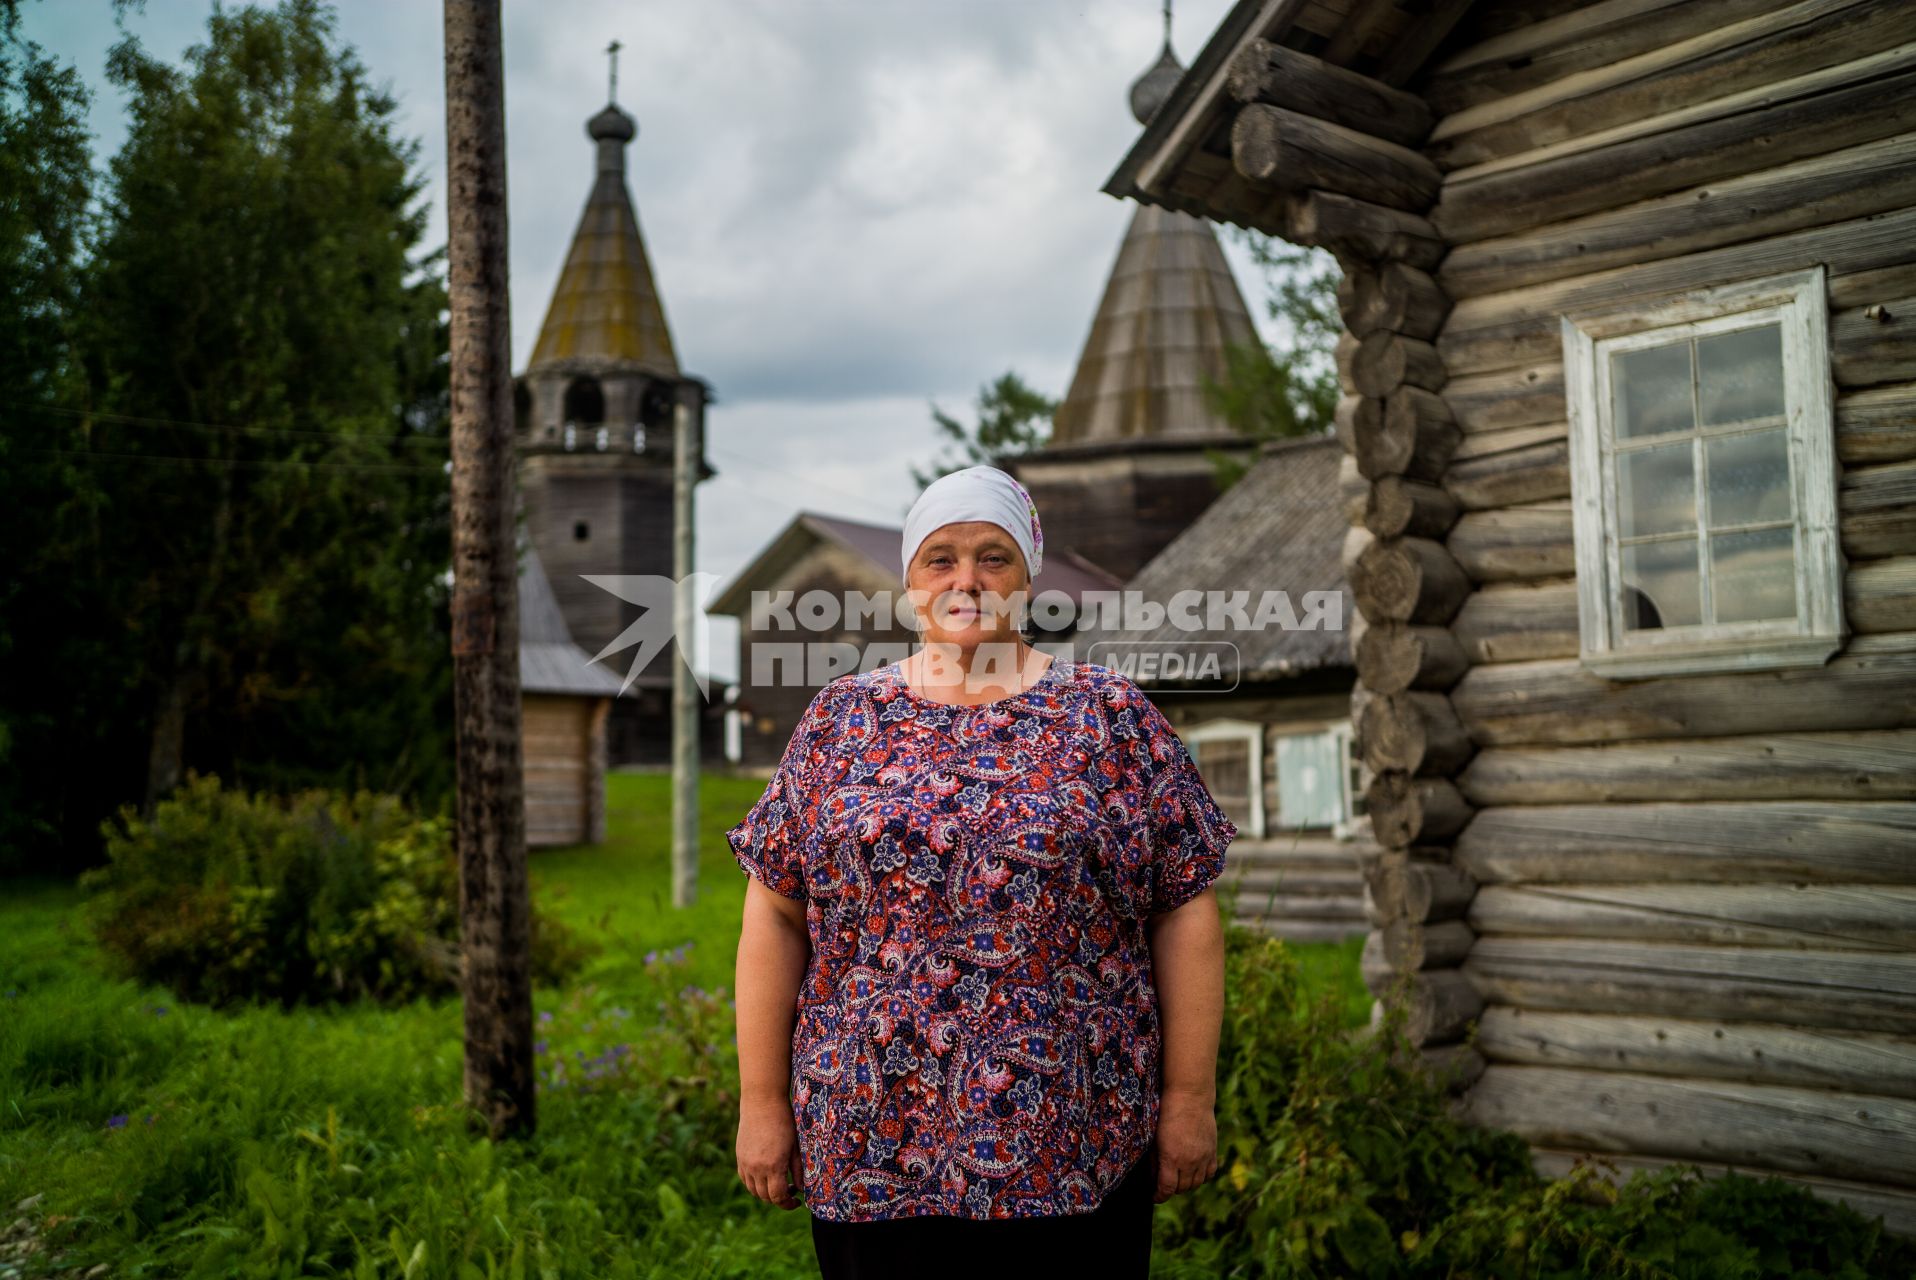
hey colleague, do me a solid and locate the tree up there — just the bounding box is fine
[0,2,99,871]
[0,0,455,873]
[911,370,1057,491]
[1199,233,1341,490]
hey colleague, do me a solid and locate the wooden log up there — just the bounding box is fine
[1462,937,1916,1033]
[1356,623,1469,693]
[1337,261,1452,340]
[1365,858,1478,925]
[1232,104,1444,212]
[1439,205,1916,377]
[1418,1042,1486,1091]
[1222,868,1368,898]
[1354,387,1459,482]
[1380,918,1476,971]
[1444,437,1570,510]
[1528,1148,1916,1239]
[1826,260,1916,308]
[1849,554,1916,633]
[1368,774,1473,848]
[1364,475,1459,541]
[1450,635,1916,747]
[1349,682,1377,757]
[1443,363,1566,434]
[1451,578,1581,663]
[1464,1065,1916,1188]
[1290,189,1445,269]
[1340,524,1374,580]
[1470,882,1916,951]
[1376,0,1477,88]
[1439,131,1916,300]
[1226,40,1434,148]
[1447,507,1575,582]
[1477,1008,1916,1099]
[1334,330,1361,395]
[1425,0,1826,115]
[1351,333,1446,399]
[1230,917,1370,944]
[1450,421,1566,460]
[1337,451,1368,527]
[1360,691,1474,776]
[1333,392,1366,454]
[1460,730,1916,805]
[1224,893,1368,922]
[1351,536,1471,624]
[1835,294,1916,388]
[1842,458,1916,558]
[1430,0,1916,173]
[1363,961,1484,1044]
[1432,52,1916,244]
[1456,801,1916,885]
[1838,381,1916,464]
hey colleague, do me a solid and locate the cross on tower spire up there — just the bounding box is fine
[606,39,622,104]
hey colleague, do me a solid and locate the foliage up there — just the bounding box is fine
[3,773,1909,1278]
[912,369,1057,491]
[80,772,590,1007]
[1201,234,1342,490]
[0,0,455,877]
[1154,932,1916,1279]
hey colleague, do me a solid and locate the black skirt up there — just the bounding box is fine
[807,1142,1156,1280]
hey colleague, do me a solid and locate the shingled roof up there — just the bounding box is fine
[1090,434,1352,683]
[518,537,626,697]
[526,104,679,376]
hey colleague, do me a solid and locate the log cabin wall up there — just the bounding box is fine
[1411,0,1916,1225]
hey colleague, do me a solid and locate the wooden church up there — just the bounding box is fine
[513,91,719,767]
[1106,0,1916,1233]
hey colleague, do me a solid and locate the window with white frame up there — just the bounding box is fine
[1184,718,1264,839]
[1560,267,1845,678]
[1273,724,1354,833]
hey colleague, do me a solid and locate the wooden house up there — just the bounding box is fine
[1082,435,1367,943]
[516,539,625,847]
[1105,0,1916,1231]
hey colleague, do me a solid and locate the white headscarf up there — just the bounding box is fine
[900,466,1044,583]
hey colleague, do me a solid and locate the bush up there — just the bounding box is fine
[81,772,592,1007]
[1153,931,1916,1279]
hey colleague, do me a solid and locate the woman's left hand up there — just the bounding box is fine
[1153,1088,1218,1202]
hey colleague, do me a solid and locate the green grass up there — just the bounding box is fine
[0,773,1369,1278]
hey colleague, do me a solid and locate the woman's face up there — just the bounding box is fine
[906,521,1031,651]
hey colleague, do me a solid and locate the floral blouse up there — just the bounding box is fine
[726,657,1237,1222]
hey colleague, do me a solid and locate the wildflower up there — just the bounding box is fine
[644,950,659,966]
[538,1011,554,1025]
[150,1004,169,1016]
[106,1114,129,1130]
[534,1040,549,1055]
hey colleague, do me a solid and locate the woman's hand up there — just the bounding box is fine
[1154,1088,1219,1203]
[737,1095,803,1210]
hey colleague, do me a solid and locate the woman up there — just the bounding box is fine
[729,465,1233,1279]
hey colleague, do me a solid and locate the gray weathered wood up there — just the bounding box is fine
[1849,555,1916,633]
[1838,381,1916,463]
[1361,690,1474,776]
[1338,261,1452,340]
[1463,936,1916,1033]
[1368,774,1473,848]
[1445,437,1570,510]
[1450,578,1581,663]
[1439,131,1916,300]
[1355,387,1460,481]
[1351,536,1471,624]
[1432,51,1916,243]
[1365,475,1460,540]
[1451,635,1916,746]
[1227,40,1434,148]
[1476,1008,1916,1098]
[1447,507,1575,582]
[1469,882,1916,950]
[1439,206,1916,377]
[1834,294,1916,388]
[1233,104,1445,211]
[1356,622,1470,693]
[1456,801,1916,885]
[1364,963,1484,1045]
[1841,459,1916,559]
[1460,730,1916,804]
[1352,333,1447,399]
[1366,858,1477,925]
[1443,364,1566,434]
[1291,190,1445,268]
[1378,918,1477,970]
[1464,1065,1916,1186]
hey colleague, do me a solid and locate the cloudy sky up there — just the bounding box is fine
[27,0,1273,682]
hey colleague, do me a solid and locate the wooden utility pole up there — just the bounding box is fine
[671,384,704,909]
[444,0,534,1140]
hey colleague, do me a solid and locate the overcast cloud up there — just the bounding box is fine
[27,0,1269,681]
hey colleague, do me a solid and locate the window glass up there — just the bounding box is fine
[1621,539,1701,630]
[1619,441,1695,538]
[1706,428,1792,527]
[1697,323,1785,426]
[1613,340,1694,439]
[1275,731,1343,829]
[1711,527,1797,623]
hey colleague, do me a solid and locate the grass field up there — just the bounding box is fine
[0,771,1366,1278]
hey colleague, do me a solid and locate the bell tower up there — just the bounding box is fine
[516,53,712,763]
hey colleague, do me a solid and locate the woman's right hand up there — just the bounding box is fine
[737,1095,803,1210]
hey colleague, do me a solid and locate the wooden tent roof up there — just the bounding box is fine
[518,537,627,697]
[527,104,680,376]
[1050,201,1263,448]
[1092,434,1352,682]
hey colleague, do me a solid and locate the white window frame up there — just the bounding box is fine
[1560,267,1845,679]
[1329,720,1362,842]
[1183,717,1265,839]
